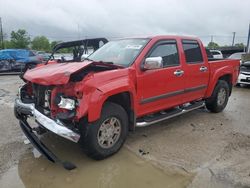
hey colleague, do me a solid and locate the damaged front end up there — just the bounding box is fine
[14,61,120,169]
[14,82,81,170]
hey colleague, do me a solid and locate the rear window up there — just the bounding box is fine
[182,40,203,64]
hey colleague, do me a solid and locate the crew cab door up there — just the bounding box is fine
[136,40,186,116]
[181,40,209,102]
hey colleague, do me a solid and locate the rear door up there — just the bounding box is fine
[136,40,186,116]
[181,40,209,102]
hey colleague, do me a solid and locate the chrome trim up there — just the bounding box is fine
[15,99,80,143]
[136,102,205,127]
[174,69,184,76]
[200,66,208,72]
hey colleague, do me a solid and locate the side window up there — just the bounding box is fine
[182,40,203,64]
[148,42,180,67]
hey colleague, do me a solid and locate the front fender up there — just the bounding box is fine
[87,78,137,122]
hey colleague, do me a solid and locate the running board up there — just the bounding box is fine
[136,101,205,127]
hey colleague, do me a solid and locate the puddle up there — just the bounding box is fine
[0,134,192,188]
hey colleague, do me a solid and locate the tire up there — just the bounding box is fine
[80,102,128,160]
[205,80,230,113]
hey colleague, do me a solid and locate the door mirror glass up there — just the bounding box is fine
[143,57,163,70]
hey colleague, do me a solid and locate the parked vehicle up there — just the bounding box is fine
[0,49,43,72]
[228,52,245,63]
[227,52,249,86]
[35,51,50,61]
[14,35,240,170]
[237,61,250,85]
[210,50,223,59]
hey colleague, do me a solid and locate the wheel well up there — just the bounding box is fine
[218,74,232,95]
[105,92,135,131]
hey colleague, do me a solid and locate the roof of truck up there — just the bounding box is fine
[113,35,200,41]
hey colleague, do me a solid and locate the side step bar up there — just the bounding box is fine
[136,101,205,127]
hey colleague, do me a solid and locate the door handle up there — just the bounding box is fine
[200,66,208,72]
[174,70,184,77]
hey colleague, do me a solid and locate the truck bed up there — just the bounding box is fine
[208,59,239,80]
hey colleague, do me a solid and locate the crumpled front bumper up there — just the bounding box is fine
[14,98,80,143]
[14,98,80,170]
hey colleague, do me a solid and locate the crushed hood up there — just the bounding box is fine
[24,62,93,85]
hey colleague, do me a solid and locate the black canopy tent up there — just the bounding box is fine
[49,38,108,62]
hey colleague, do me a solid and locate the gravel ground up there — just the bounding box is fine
[0,75,250,188]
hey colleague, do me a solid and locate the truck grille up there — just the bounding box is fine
[32,84,53,115]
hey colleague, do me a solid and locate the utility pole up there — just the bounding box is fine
[247,23,250,53]
[77,23,80,40]
[232,32,236,46]
[210,35,213,43]
[0,17,4,49]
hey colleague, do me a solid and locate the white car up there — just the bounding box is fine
[228,52,245,65]
[237,61,250,85]
[210,50,223,59]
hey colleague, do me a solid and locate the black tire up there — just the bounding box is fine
[205,80,230,113]
[80,102,128,160]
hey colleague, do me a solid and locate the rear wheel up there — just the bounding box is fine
[80,102,128,160]
[205,80,230,113]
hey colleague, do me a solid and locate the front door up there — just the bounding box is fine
[136,40,186,117]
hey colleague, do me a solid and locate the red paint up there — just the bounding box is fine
[23,36,240,123]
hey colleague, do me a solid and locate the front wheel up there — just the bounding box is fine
[80,102,128,160]
[205,80,230,113]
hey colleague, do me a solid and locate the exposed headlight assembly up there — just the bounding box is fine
[57,96,75,110]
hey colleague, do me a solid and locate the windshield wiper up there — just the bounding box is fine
[84,57,93,61]
[84,58,114,65]
[98,61,114,65]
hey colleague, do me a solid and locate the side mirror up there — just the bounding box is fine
[143,57,163,70]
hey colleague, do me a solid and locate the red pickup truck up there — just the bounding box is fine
[14,35,239,169]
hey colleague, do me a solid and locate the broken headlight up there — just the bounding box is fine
[55,95,75,110]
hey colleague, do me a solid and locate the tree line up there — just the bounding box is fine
[0,29,246,51]
[206,41,245,49]
[0,29,69,52]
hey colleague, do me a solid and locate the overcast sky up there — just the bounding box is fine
[0,0,249,45]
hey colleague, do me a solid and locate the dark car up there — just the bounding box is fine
[0,49,43,72]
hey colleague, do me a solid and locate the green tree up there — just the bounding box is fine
[50,40,60,51]
[207,42,219,49]
[31,36,50,51]
[234,43,245,48]
[50,40,72,53]
[10,29,30,48]
[3,40,13,48]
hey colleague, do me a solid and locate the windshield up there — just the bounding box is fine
[87,39,149,66]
